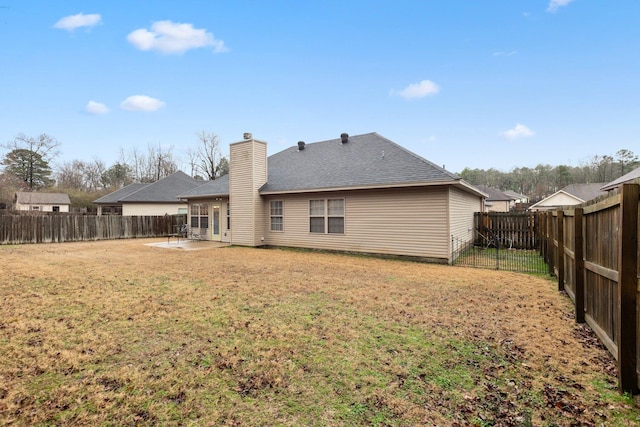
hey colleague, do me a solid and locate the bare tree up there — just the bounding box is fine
[194,131,225,180]
[121,143,177,182]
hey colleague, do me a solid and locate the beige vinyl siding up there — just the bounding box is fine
[449,187,482,248]
[486,200,511,212]
[122,203,187,216]
[263,186,450,260]
[229,139,267,246]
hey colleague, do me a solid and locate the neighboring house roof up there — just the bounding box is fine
[529,183,607,210]
[94,171,202,204]
[93,183,149,205]
[561,183,608,202]
[601,166,640,191]
[15,192,71,205]
[180,132,484,198]
[474,185,513,202]
[503,190,528,200]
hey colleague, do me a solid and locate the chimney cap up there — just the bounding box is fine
[243,132,253,140]
[340,133,349,143]
[297,141,305,151]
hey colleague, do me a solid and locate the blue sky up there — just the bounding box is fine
[1,0,638,174]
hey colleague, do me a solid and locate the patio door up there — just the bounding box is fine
[212,205,221,241]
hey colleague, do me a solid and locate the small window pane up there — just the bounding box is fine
[328,217,344,234]
[190,216,199,228]
[310,217,325,233]
[190,204,200,215]
[309,200,324,216]
[201,204,209,215]
[270,200,283,216]
[200,216,209,229]
[271,217,283,231]
[328,199,344,216]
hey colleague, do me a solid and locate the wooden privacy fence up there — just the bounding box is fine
[541,183,639,394]
[0,214,187,244]
[474,212,538,249]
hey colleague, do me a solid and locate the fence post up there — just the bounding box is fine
[617,183,639,394]
[574,207,585,323]
[547,212,554,276]
[557,210,564,291]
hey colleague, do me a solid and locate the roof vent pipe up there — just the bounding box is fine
[243,132,253,140]
[340,133,349,144]
[297,141,305,151]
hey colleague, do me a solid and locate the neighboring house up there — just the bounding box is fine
[503,190,529,204]
[13,192,71,212]
[528,183,608,211]
[179,132,485,263]
[94,171,202,216]
[600,166,640,191]
[503,190,530,211]
[475,185,513,212]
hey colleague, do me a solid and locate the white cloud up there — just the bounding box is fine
[547,0,575,13]
[502,123,535,140]
[85,101,109,115]
[392,80,440,99]
[54,13,102,31]
[120,95,166,112]
[127,21,227,54]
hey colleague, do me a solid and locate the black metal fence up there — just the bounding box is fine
[451,236,548,274]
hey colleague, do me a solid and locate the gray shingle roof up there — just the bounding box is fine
[176,133,483,199]
[94,171,202,204]
[15,192,71,205]
[261,132,460,193]
[601,166,640,191]
[119,171,201,203]
[179,174,229,198]
[474,186,513,202]
[562,183,608,202]
[93,183,149,204]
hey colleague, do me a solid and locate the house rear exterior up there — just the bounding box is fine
[180,132,484,263]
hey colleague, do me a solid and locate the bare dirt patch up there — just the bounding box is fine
[0,238,637,426]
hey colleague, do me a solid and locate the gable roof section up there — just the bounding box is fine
[94,171,201,204]
[529,183,607,210]
[601,166,640,191]
[261,132,463,194]
[177,133,485,199]
[93,183,149,204]
[16,192,71,205]
[561,183,608,201]
[179,174,230,199]
[119,171,201,203]
[503,190,528,200]
[474,185,513,202]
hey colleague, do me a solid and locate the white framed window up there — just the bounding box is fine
[270,200,284,231]
[309,199,344,234]
[190,203,209,229]
[226,203,231,230]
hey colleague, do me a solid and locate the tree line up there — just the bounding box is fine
[0,131,229,210]
[458,149,639,201]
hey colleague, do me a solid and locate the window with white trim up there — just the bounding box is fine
[190,203,209,229]
[270,200,284,231]
[309,199,344,234]
[226,203,231,230]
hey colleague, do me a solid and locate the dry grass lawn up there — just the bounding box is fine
[0,238,638,426]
